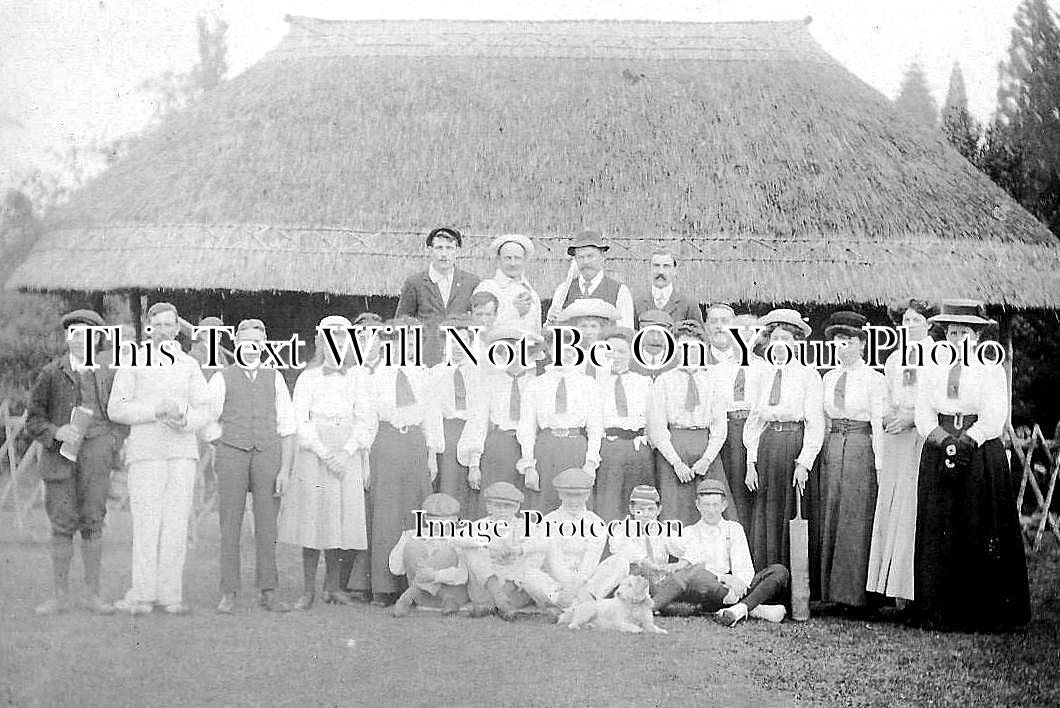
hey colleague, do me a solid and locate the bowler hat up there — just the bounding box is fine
[483,482,524,504]
[566,229,609,256]
[552,468,595,491]
[61,309,104,329]
[422,493,461,517]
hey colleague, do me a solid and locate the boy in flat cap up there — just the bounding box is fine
[389,493,470,617]
[540,469,629,607]
[207,318,296,613]
[395,227,481,365]
[458,482,555,619]
[652,479,789,627]
[545,229,634,330]
[608,485,685,594]
[27,309,124,615]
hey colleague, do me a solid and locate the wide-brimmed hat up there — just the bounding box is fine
[824,311,868,339]
[489,234,535,259]
[566,229,609,256]
[61,309,104,329]
[929,299,994,327]
[758,308,812,338]
[559,298,618,323]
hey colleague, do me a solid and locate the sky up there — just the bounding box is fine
[0,0,1035,191]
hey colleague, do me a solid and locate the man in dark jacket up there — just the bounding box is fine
[26,309,125,615]
[395,227,480,365]
[634,250,703,327]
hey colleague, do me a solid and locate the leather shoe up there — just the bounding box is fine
[259,591,291,613]
[216,593,236,614]
[82,595,116,615]
[324,591,357,606]
[294,593,315,611]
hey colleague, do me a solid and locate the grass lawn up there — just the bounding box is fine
[1,506,1056,707]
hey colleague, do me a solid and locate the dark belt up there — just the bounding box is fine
[829,418,871,435]
[488,423,517,436]
[545,427,586,438]
[381,421,422,435]
[938,413,978,432]
[669,425,707,432]
[727,410,751,421]
[763,420,804,433]
[604,427,643,440]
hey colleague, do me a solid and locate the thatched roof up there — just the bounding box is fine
[8,17,1060,307]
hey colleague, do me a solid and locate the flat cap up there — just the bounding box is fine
[566,229,609,256]
[61,309,104,329]
[422,493,461,516]
[559,298,618,323]
[602,326,635,343]
[824,311,868,339]
[675,319,706,339]
[426,227,462,247]
[638,309,675,327]
[696,479,728,497]
[553,468,595,491]
[483,482,524,503]
[629,485,660,504]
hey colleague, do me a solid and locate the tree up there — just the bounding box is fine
[993,0,1060,237]
[895,61,938,128]
[941,63,980,161]
[139,14,229,123]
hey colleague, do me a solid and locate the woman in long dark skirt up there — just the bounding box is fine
[744,309,825,573]
[912,300,1029,631]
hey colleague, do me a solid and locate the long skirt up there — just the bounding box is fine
[369,422,434,594]
[477,426,524,517]
[865,427,921,600]
[528,431,587,513]
[720,416,754,529]
[657,428,735,526]
[277,423,367,550]
[595,437,655,522]
[749,425,807,571]
[818,427,877,607]
[438,417,474,516]
[914,436,1030,631]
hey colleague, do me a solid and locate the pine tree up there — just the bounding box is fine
[895,61,938,128]
[941,63,980,161]
[993,0,1060,236]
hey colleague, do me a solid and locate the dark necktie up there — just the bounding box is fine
[396,369,416,407]
[683,371,699,412]
[903,347,919,387]
[509,374,522,422]
[946,362,962,400]
[833,371,848,412]
[555,376,568,415]
[768,368,783,406]
[614,374,629,417]
[454,368,467,411]
[733,367,746,402]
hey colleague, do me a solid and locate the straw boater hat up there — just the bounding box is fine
[824,311,868,339]
[758,308,812,338]
[929,299,994,327]
[566,229,609,256]
[489,234,535,259]
[559,298,618,323]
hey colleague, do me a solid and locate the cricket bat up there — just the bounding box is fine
[789,488,811,621]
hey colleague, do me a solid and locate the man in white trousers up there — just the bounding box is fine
[108,302,212,615]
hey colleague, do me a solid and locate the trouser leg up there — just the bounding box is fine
[156,459,196,606]
[740,564,790,612]
[43,476,77,595]
[125,460,166,603]
[249,445,281,591]
[216,444,250,594]
[584,556,630,600]
[653,565,730,611]
[75,438,112,595]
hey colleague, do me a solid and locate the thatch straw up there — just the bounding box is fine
[6,17,1059,307]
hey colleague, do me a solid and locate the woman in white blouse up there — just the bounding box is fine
[817,311,887,611]
[912,300,1029,631]
[744,309,825,572]
[865,299,934,603]
[277,316,376,610]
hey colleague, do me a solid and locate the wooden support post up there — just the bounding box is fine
[130,289,143,342]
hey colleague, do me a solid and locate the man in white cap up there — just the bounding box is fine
[108,302,213,615]
[473,234,541,334]
[545,229,634,330]
[208,318,296,614]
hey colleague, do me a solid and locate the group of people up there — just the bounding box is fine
[24,226,1030,633]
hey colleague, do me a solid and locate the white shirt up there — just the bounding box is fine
[457,368,535,467]
[599,370,652,430]
[608,516,679,565]
[546,271,635,330]
[647,368,727,467]
[429,263,455,305]
[207,366,298,437]
[291,366,377,458]
[884,336,934,412]
[651,283,674,310]
[473,270,542,334]
[672,519,755,586]
[541,507,606,583]
[743,361,825,469]
[914,356,1008,445]
[517,368,604,467]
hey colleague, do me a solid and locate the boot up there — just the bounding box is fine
[80,536,113,614]
[36,535,74,616]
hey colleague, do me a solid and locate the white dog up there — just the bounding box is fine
[557,575,667,634]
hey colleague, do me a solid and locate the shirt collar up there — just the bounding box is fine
[711,346,734,361]
[651,283,673,299]
[579,270,604,292]
[428,263,454,284]
[69,353,86,371]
